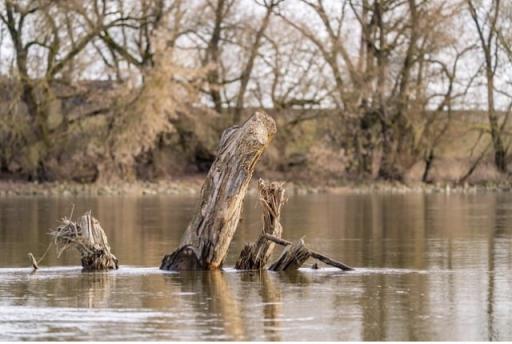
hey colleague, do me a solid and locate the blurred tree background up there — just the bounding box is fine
[1,0,512,184]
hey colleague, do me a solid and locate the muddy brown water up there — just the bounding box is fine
[0,193,511,340]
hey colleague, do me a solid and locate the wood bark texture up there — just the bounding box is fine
[160,111,277,271]
[268,239,311,271]
[235,179,286,270]
[263,233,354,271]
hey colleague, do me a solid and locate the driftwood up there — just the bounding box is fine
[50,211,118,271]
[264,233,354,271]
[268,239,311,271]
[235,180,286,270]
[160,111,277,271]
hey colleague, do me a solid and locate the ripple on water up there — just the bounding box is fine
[0,266,176,281]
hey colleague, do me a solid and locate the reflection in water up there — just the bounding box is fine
[207,271,246,340]
[0,193,511,340]
[80,273,116,309]
[168,271,247,340]
[239,271,283,341]
[259,272,281,341]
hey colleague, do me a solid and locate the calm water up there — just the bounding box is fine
[0,192,511,341]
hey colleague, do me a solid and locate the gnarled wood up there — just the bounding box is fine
[160,111,277,271]
[50,211,118,271]
[268,239,311,271]
[235,179,286,270]
[263,233,354,271]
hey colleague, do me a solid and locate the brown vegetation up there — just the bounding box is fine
[1,0,512,185]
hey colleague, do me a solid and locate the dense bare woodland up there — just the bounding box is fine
[1,0,512,185]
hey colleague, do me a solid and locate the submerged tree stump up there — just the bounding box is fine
[50,211,118,271]
[160,111,277,271]
[264,233,354,271]
[235,180,286,270]
[268,239,311,271]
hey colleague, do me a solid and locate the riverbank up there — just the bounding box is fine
[1,175,512,197]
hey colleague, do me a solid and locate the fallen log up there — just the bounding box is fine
[235,179,286,270]
[268,239,311,271]
[50,211,119,271]
[160,111,277,271]
[264,233,354,271]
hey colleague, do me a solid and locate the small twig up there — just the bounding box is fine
[69,204,75,220]
[27,240,53,271]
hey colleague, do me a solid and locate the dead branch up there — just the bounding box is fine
[264,233,354,271]
[235,179,286,270]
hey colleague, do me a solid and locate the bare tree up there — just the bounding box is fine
[185,0,283,122]
[466,0,507,172]
[276,0,465,180]
[0,0,138,179]
[0,0,509,184]
[0,0,200,181]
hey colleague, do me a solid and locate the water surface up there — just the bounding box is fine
[0,193,511,340]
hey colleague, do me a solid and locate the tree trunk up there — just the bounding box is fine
[235,180,286,270]
[160,111,277,271]
[205,0,225,114]
[233,6,273,124]
[422,148,434,183]
[486,67,507,172]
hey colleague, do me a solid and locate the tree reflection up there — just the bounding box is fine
[165,270,247,340]
[78,272,116,308]
[259,272,282,341]
[239,271,283,341]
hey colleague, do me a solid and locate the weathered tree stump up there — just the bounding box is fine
[235,179,286,270]
[264,233,354,271]
[268,239,311,271]
[50,211,118,271]
[160,111,277,271]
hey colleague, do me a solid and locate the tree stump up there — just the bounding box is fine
[268,239,311,271]
[160,111,277,271]
[263,233,354,271]
[235,179,286,270]
[50,211,119,271]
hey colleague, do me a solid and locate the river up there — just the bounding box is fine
[0,192,511,340]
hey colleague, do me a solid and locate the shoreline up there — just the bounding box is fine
[1,176,511,197]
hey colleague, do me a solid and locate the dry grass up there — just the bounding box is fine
[50,214,93,258]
